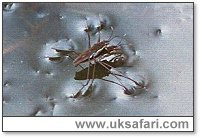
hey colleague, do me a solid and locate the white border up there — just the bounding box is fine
[3,117,193,132]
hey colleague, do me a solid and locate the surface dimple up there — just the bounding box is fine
[3,3,16,11]
[3,81,11,87]
[155,29,162,36]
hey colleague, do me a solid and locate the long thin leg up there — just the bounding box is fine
[84,21,93,90]
[116,34,126,46]
[96,22,101,42]
[71,21,93,98]
[97,56,137,94]
[72,53,92,98]
[68,56,133,96]
[83,17,92,48]
[70,60,91,98]
[69,56,93,97]
[87,32,91,48]
[91,62,96,84]
[82,61,96,96]
[93,59,127,89]
[97,30,101,42]
[101,78,129,91]
[99,59,145,88]
[98,60,143,87]
[113,73,145,88]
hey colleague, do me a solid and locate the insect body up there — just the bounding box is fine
[73,40,109,66]
[48,18,147,98]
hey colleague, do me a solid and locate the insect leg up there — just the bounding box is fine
[93,59,127,88]
[71,54,93,98]
[97,28,101,42]
[75,19,93,95]
[87,32,91,48]
[97,60,136,94]
[98,60,144,88]
[116,34,126,46]
[84,17,92,48]
[77,18,93,94]
[112,73,145,89]
[90,60,96,85]
[101,78,130,92]
[96,18,101,43]
[72,63,91,98]
[82,61,96,97]
[101,60,145,88]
